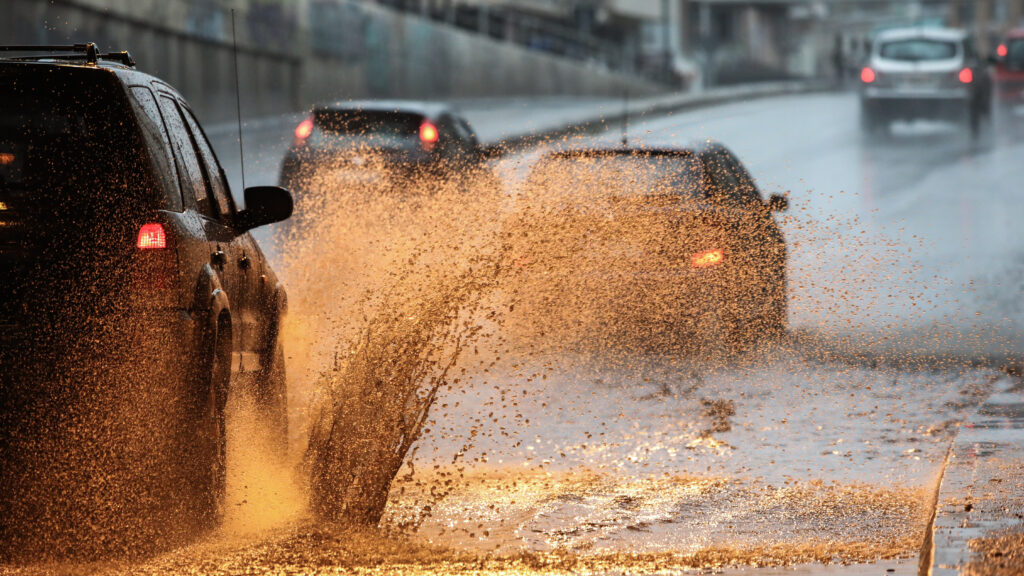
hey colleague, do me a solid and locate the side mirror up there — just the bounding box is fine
[767,193,789,212]
[236,186,293,231]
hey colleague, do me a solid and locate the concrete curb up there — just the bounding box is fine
[924,371,1024,575]
[482,80,831,153]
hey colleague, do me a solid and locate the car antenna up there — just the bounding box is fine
[621,88,629,147]
[231,9,246,192]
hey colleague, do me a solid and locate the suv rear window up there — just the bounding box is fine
[879,39,958,61]
[312,110,422,148]
[0,67,169,212]
[528,152,704,200]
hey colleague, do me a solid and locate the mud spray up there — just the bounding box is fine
[218,139,998,574]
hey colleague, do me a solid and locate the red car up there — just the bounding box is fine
[991,28,1024,129]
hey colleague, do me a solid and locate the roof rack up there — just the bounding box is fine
[0,43,136,67]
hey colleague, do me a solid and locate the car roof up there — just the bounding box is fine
[1005,28,1024,40]
[874,27,967,43]
[0,58,167,92]
[542,140,725,159]
[314,100,455,120]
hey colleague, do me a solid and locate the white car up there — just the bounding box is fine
[859,27,991,137]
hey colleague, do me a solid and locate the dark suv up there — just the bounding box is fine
[0,44,292,553]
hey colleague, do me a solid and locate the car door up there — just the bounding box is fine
[178,104,266,372]
[157,94,249,370]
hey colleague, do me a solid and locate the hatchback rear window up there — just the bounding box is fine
[312,110,422,148]
[528,152,705,200]
[879,39,958,61]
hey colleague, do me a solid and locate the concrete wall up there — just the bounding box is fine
[4,0,660,124]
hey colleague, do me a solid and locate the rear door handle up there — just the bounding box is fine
[211,250,227,266]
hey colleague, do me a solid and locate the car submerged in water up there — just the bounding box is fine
[512,142,789,352]
[0,44,292,555]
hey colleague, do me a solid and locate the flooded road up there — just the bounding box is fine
[7,91,1024,574]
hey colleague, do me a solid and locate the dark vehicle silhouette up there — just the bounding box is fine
[279,100,488,195]
[0,44,292,555]
[517,142,788,351]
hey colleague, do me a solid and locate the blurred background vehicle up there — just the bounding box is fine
[279,101,487,194]
[858,27,991,138]
[991,28,1024,132]
[0,44,292,554]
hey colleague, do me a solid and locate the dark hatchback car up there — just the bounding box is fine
[279,100,487,193]
[518,142,788,349]
[0,44,292,552]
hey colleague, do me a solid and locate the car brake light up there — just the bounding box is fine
[691,249,724,268]
[998,44,1008,58]
[137,223,167,250]
[294,117,314,144]
[419,121,439,144]
[860,67,876,83]
[958,67,973,84]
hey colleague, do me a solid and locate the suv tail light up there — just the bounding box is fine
[958,67,973,84]
[294,116,314,146]
[860,67,876,83]
[137,223,167,250]
[134,221,178,300]
[997,44,1008,58]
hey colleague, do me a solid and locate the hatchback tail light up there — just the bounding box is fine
[860,67,876,83]
[419,121,439,144]
[294,116,314,145]
[958,67,973,84]
[997,44,1008,58]
[691,249,724,269]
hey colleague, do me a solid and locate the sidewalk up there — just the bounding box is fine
[926,371,1024,575]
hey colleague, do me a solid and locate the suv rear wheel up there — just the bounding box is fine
[188,316,230,527]
[256,342,288,458]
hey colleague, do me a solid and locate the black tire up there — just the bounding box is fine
[256,342,288,458]
[188,317,229,528]
[861,108,889,139]
[860,104,874,134]
[969,106,981,140]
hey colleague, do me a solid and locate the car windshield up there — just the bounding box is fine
[312,110,422,149]
[528,153,704,200]
[878,38,958,61]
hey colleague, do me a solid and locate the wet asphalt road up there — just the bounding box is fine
[10,91,1017,575]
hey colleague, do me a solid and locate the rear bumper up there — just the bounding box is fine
[862,90,971,120]
[0,307,198,384]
